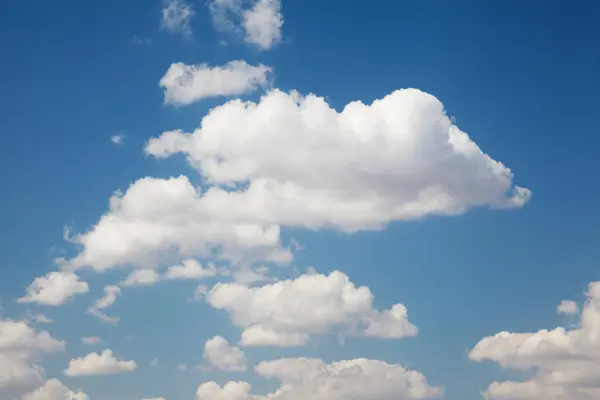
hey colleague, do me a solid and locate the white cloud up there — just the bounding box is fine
[177,364,188,371]
[470,282,600,399]
[147,89,530,229]
[21,379,89,400]
[64,349,137,377]
[81,336,102,345]
[62,175,292,271]
[142,398,166,400]
[557,299,579,315]
[27,314,53,324]
[87,285,120,324]
[209,0,283,50]
[203,336,248,371]
[243,0,283,49]
[207,270,418,347]
[239,325,307,347]
[160,61,272,106]
[196,357,443,399]
[0,319,64,397]
[19,272,89,306]
[150,358,159,367]
[111,134,124,145]
[164,259,218,280]
[161,0,194,38]
[63,88,528,272]
[120,269,161,287]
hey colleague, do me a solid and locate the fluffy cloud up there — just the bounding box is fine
[64,349,136,377]
[62,175,292,271]
[161,0,194,38]
[207,270,417,347]
[203,336,248,371]
[21,379,89,400]
[209,0,283,50]
[164,259,218,280]
[147,89,530,228]
[110,134,124,145]
[64,88,528,272]
[557,299,579,315]
[18,272,88,306]
[87,285,120,324]
[196,357,443,399]
[470,282,600,399]
[160,61,272,106]
[242,0,283,49]
[120,269,161,287]
[0,319,64,397]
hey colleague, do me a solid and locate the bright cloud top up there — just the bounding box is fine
[64,349,137,377]
[160,61,272,106]
[63,88,529,272]
[470,282,600,400]
[197,357,443,399]
[161,0,195,38]
[18,272,88,306]
[207,270,418,347]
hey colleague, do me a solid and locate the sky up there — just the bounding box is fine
[1,0,600,399]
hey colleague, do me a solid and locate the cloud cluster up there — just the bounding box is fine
[63,88,528,272]
[470,282,600,400]
[207,270,418,347]
[0,319,64,397]
[12,20,532,397]
[196,357,443,399]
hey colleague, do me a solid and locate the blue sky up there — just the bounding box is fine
[1,1,599,399]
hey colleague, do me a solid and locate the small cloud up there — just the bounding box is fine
[31,314,54,324]
[111,134,124,145]
[177,364,188,371]
[19,271,89,306]
[192,284,209,302]
[82,336,103,345]
[161,0,195,38]
[557,300,579,315]
[64,349,137,376]
[131,35,152,45]
[150,358,159,367]
[87,285,121,324]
